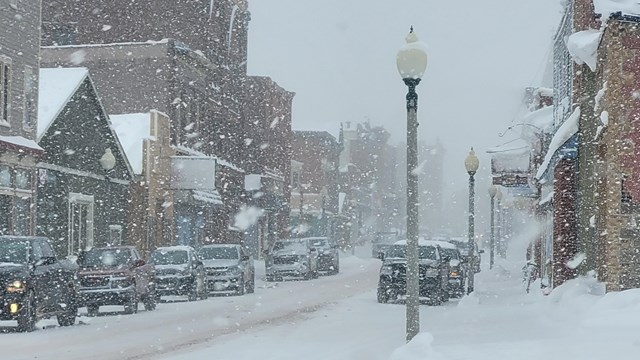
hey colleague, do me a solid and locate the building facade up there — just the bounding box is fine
[0,0,44,236]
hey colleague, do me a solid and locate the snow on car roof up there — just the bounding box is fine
[394,238,439,247]
[199,244,239,248]
[428,240,458,250]
[154,245,194,252]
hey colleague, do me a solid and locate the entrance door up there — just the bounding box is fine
[68,193,94,256]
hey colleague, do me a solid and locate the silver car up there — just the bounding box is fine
[198,244,255,295]
[265,238,319,281]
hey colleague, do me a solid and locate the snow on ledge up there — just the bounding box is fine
[593,0,640,19]
[536,107,581,180]
[566,29,602,72]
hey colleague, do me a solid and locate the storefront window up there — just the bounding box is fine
[14,196,31,236]
[15,168,31,190]
[0,165,11,187]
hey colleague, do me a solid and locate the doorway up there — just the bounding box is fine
[68,193,94,256]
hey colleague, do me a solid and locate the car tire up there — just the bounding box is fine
[143,287,157,311]
[236,277,245,296]
[124,290,138,314]
[17,291,37,332]
[200,281,209,300]
[57,293,77,327]
[87,304,99,317]
[377,286,389,304]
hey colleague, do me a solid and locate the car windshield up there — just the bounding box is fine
[385,245,437,260]
[80,248,132,267]
[198,247,238,260]
[273,240,307,253]
[0,241,29,265]
[440,248,459,260]
[309,238,329,248]
[152,250,188,265]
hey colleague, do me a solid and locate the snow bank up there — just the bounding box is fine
[388,333,448,360]
[457,292,480,308]
[566,29,602,71]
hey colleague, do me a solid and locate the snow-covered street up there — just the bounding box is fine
[3,246,639,360]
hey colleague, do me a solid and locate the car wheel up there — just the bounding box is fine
[236,277,245,296]
[188,280,199,302]
[200,280,209,300]
[143,287,157,311]
[377,286,389,304]
[87,304,99,317]
[124,290,138,314]
[57,294,77,327]
[246,275,255,294]
[17,291,37,332]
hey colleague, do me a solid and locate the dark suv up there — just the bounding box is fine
[432,240,465,297]
[77,246,156,316]
[308,237,339,274]
[151,246,208,301]
[377,239,450,305]
[0,236,78,332]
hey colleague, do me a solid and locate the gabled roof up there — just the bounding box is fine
[110,113,152,175]
[38,68,89,141]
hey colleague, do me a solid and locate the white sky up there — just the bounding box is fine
[247,0,564,199]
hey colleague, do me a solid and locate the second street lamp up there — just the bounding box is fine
[488,185,497,270]
[396,26,428,342]
[464,147,479,294]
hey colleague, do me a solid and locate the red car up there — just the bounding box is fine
[77,246,156,316]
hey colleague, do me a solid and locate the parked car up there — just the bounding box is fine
[371,231,400,258]
[377,239,450,305]
[150,246,207,301]
[447,237,483,273]
[197,244,255,295]
[77,246,156,316]
[265,238,319,281]
[307,237,340,274]
[0,236,78,332]
[431,240,465,297]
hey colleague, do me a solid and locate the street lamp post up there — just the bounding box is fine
[396,26,428,342]
[496,187,504,258]
[488,185,497,270]
[465,148,479,294]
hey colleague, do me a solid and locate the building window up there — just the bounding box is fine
[109,225,123,245]
[0,165,11,188]
[23,66,35,130]
[15,168,31,190]
[0,57,11,126]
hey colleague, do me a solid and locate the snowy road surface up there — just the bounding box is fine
[0,256,380,360]
[3,251,640,360]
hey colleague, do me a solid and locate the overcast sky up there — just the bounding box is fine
[247,0,563,204]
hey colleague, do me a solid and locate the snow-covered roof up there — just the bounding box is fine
[536,107,581,180]
[394,239,441,247]
[110,113,151,175]
[38,68,89,140]
[0,135,43,152]
[593,0,640,18]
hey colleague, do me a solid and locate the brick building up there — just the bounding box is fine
[0,0,44,235]
[243,76,294,255]
[290,131,340,239]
